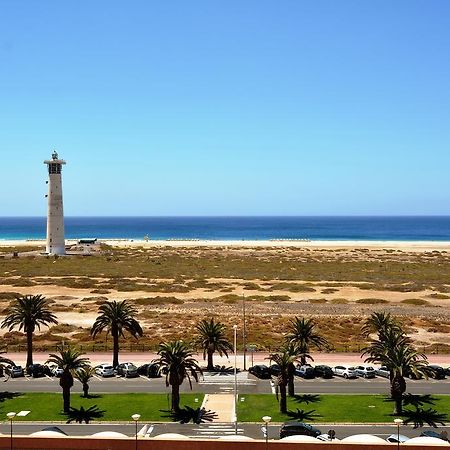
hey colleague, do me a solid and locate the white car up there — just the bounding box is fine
[95,364,115,377]
[333,365,357,379]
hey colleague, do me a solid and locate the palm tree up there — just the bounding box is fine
[285,317,328,365]
[361,311,401,338]
[46,346,90,413]
[269,350,299,413]
[1,294,57,367]
[74,366,96,398]
[195,318,233,370]
[90,300,143,367]
[283,342,300,397]
[362,326,429,415]
[152,340,202,412]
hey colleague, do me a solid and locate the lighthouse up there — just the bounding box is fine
[44,151,66,255]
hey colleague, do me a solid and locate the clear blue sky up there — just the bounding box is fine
[1,1,449,216]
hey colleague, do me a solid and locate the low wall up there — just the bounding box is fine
[0,436,437,450]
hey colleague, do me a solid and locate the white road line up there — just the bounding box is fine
[44,375,54,382]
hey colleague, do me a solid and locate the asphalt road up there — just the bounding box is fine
[3,372,450,395]
[0,422,449,441]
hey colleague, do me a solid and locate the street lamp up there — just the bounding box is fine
[262,415,271,450]
[394,418,403,450]
[6,412,16,450]
[233,324,238,434]
[132,413,141,450]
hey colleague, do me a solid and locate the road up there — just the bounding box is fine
[3,372,450,395]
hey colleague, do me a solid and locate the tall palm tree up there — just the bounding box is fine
[195,318,233,370]
[152,340,202,412]
[283,342,300,397]
[1,294,58,367]
[46,346,90,413]
[361,311,401,338]
[362,326,429,415]
[74,366,96,398]
[285,317,328,365]
[269,350,299,413]
[90,300,143,367]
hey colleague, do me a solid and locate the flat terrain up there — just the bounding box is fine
[1,243,450,353]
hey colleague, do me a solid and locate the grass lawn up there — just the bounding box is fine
[0,392,203,422]
[238,394,450,423]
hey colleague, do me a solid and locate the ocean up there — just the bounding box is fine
[1,216,450,241]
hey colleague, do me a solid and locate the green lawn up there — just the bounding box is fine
[238,394,450,423]
[0,392,203,422]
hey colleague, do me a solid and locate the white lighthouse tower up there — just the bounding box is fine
[44,151,66,255]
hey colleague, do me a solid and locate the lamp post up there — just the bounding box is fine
[132,413,141,450]
[242,294,247,371]
[262,415,271,450]
[394,418,403,450]
[6,412,16,450]
[233,324,238,434]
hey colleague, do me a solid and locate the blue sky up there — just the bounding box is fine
[1,1,449,216]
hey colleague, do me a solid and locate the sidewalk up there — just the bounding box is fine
[202,394,235,422]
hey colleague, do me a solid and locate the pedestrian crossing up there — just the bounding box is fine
[190,423,244,438]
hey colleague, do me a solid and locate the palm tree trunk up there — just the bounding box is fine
[83,383,89,398]
[172,383,180,412]
[279,383,287,413]
[62,387,71,412]
[26,330,33,367]
[112,328,119,368]
[391,375,406,415]
[288,364,295,396]
[207,350,214,371]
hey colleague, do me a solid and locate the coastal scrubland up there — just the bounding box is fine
[0,244,449,353]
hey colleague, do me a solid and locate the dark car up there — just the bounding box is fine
[248,365,271,379]
[314,365,333,379]
[280,421,322,439]
[5,365,24,378]
[269,364,281,376]
[295,364,315,379]
[137,363,161,378]
[27,364,46,378]
[420,430,449,441]
[445,367,450,376]
[428,365,446,380]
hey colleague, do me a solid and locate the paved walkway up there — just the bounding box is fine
[202,394,235,422]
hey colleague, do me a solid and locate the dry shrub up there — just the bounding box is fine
[356,298,388,304]
[400,298,430,306]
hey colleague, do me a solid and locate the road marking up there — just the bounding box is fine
[139,375,152,382]
[44,375,54,382]
[93,375,103,381]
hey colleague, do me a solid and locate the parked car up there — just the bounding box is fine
[45,363,63,377]
[116,362,138,378]
[295,364,315,379]
[27,364,46,378]
[355,365,376,378]
[376,366,390,379]
[248,365,271,379]
[137,363,161,378]
[333,365,357,379]
[280,421,322,439]
[386,434,410,443]
[5,365,24,378]
[95,364,115,377]
[314,365,333,379]
[445,367,450,376]
[428,365,446,380]
[269,364,281,376]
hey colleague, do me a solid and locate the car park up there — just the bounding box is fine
[314,365,333,379]
[428,365,446,379]
[279,421,321,439]
[116,362,138,378]
[333,365,357,379]
[95,364,115,377]
[355,365,376,378]
[27,364,46,378]
[248,365,271,379]
[376,366,390,379]
[5,365,24,378]
[295,364,315,379]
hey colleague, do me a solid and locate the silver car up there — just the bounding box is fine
[95,364,115,377]
[333,365,357,379]
[355,365,376,378]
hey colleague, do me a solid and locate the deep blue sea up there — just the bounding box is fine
[1,216,450,241]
